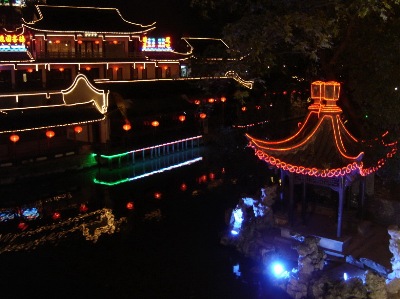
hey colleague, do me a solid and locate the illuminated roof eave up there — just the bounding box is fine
[246,114,363,161]
[23,5,156,28]
[245,111,319,146]
[0,116,105,135]
[22,24,155,35]
[250,144,363,178]
[61,74,109,114]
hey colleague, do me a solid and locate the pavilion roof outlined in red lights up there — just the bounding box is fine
[245,81,397,178]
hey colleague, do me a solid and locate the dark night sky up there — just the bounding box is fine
[46,0,221,39]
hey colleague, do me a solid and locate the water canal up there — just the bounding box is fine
[0,130,292,299]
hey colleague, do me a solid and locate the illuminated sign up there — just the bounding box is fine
[0,34,27,52]
[142,36,172,52]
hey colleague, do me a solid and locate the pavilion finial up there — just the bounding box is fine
[309,81,324,111]
[320,81,342,114]
[309,81,342,114]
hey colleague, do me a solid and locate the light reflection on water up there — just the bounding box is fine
[0,144,290,299]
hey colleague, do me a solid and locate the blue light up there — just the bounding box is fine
[272,262,284,277]
[269,261,290,279]
[343,272,348,281]
[231,230,239,235]
[233,263,241,277]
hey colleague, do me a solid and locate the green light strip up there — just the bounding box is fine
[93,157,203,186]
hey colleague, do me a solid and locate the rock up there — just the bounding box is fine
[386,277,400,295]
[365,270,388,299]
[359,257,390,276]
[346,255,365,269]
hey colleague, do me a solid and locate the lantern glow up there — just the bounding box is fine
[151,121,160,127]
[179,115,186,122]
[10,134,19,143]
[74,126,83,134]
[199,113,206,119]
[122,123,131,131]
[46,130,55,138]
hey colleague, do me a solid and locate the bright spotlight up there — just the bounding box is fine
[272,263,284,276]
[343,272,348,281]
[231,230,239,235]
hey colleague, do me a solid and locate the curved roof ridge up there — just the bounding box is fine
[245,111,320,147]
[22,5,156,34]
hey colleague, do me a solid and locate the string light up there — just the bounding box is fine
[245,80,397,178]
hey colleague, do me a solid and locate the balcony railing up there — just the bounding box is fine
[34,51,146,61]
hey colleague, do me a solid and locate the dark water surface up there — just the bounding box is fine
[0,140,292,299]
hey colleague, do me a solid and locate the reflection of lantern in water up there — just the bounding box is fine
[180,183,187,191]
[126,202,134,210]
[10,134,19,143]
[46,130,55,138]
[198,174,207,183]
[79,203,88,213]
[154,192,162,199]
[18,222,28,231]
[52,212,61,220]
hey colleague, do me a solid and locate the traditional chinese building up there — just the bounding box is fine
[0,3,252,171]
[246,81,397,238]
[0,4,193,91]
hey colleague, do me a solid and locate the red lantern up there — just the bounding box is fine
[18,222,28,231]
[74,126,83,134]
[199,113,206,119]
[52,212,61,220]
[27,68,33,73]
[178,115,186,122]
[77,40,83,44]
[79,203,88,213]
[151,121,160,127]
[208,98,215,103]
[220,96,227,103]
[59,68,64,72]
[55,40,60,44]
[126,202,134,210]
[180,183,187,192]
[46,130,55,138]
[123,123,131,131]
[10,134,19,143]
[194,100,201,105]
[85,66,91,71]
[154,192,162,199]
[241,106,247,112]
[95,40,100,44]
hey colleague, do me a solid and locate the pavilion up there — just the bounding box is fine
[245,81,397,238]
